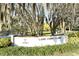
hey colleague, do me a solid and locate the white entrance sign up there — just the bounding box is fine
[11,35,68,47]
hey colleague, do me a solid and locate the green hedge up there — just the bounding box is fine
[0,43,78,56]
[68,31,79,37]
[0,38,11,47]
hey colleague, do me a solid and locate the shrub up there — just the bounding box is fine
[43,23,50,31]
[68,31,79,37]
[76,32,79,37]
[68,32,76,37]
[0,38,11,47]
[68,37,79,45]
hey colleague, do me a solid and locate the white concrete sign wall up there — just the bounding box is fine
[11,35,68,47]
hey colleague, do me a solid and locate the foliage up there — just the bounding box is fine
[75,32,79,37]
[1,3,79,36]
[68,37,79,45]
[0,43,78,56]
[0,38,11,47]
[43,23,50,31]
[68,31,79,37]
[68,32,77,37]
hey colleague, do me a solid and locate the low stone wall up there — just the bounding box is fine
[11,35,68,47]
